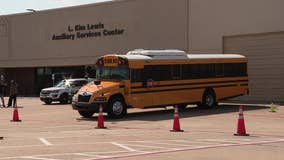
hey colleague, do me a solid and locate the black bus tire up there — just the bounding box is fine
[107,97,127,119]
[198,89,217,109]
[78,111,95,118]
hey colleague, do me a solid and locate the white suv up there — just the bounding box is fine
[40,78,93,104]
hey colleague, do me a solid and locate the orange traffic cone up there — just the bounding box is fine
[170,105,184,132]
[11,100,22,122]
[234,105,249,136]
[95,104,107,129]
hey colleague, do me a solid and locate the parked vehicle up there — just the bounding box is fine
[40,78,93,104]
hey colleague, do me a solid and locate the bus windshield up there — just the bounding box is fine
[96,66,130,80]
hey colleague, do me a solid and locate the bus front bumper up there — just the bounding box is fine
[72,102,107,112]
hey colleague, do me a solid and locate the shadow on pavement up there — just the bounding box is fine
[77,104,269,122]
[42,102,71,106]
[0,106,24,108]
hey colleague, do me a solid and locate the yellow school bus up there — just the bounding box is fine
[72,49,249,118]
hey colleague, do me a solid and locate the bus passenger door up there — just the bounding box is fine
[131,80,153,108]
[130,69,153,108]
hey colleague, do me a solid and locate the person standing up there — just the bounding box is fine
[0,75,7,108]
[8,80,18,108]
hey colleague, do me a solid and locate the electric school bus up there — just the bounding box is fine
[72,49,249,118]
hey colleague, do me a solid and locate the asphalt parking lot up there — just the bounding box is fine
[0,97,283,160]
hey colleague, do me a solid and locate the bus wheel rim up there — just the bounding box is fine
[113,101,123,115]
[206,95,214,106]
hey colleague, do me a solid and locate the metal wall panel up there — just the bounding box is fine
[224,32,284,103]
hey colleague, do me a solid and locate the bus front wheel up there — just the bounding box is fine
[107,97,127,119]
[78,111,95,118]
[199,89,217,109]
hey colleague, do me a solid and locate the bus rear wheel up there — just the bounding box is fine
[198,89,217,109]
[107,97,127,119]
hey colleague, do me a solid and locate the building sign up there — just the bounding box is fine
[52,22,125,40]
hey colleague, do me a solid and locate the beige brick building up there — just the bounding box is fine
[0,0,283,103]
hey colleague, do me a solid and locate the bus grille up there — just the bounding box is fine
[78,95,91,102]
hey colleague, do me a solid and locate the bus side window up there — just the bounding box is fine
[131,69,143,82]
[234,63,247,76]
[152,65,171,81]
[200,64,214,78]
[191,64,200,79]
[215,64,224,77]
[182,64,190,79]
[240,63,247,76]
[171,65,181,80]
[141,66,153,87]
[143,66,153,80]
[223,63,247,77]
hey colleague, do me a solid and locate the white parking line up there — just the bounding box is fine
[0,141,148,150]
[111,142,137,152]
[125,143,167,149]
[170,139,219,145]
[0,151,126,160]
[202,139,253,144]
[135,141,192,147]
[43,125,89,129]
[73,153,108,158]
[0,137,278,150]
[0,144,43,149]
[21,156,59,160]
[38,138,52,146]
[86,139,284,160]
[0,139,283,160]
